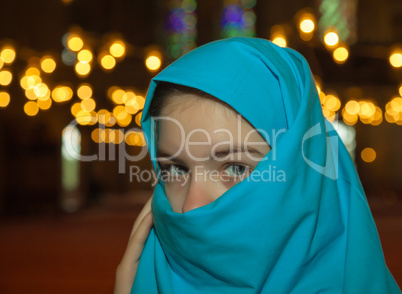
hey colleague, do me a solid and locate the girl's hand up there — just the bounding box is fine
[114,195,153,294]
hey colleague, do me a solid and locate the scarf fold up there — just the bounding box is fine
[132,37,400,293]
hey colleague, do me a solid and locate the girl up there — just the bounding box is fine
[115,37,401,293]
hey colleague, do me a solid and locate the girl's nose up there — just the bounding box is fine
[181,170,216,213]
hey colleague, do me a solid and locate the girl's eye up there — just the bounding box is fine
[223,164,250,178]
[160,164,188,177]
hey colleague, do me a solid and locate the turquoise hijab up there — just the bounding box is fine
[133,37,400,293]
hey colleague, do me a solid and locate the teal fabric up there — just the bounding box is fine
[133,37,401,293]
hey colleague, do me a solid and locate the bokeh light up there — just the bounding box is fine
[81,98,96,112]
[333,46,349,64]
[71,102,82,117]
[324,31,339,47]
[75,110,92,125]
[24,101,39,116]
[110,41,126,58]
[67,35,84,52]
[77,49,93,63]
[145,55,161,71]
[389,51,402,68]
[361,147,376,163]
[40,56,56,73]
[100,54,116,70]
[0,70,12,86]
[37,97,52,110]
[299,17,315,34]
[135,111,142,126]
[75,62,91,76]
[98,109,111,125]
[77,84,93,99]
[0,91,10,107]
[270,25,287,47]
[1,46,16,64]
[91,128,102,143]
[52,86,73,102]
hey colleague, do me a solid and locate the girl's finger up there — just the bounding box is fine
[131,194,153,237]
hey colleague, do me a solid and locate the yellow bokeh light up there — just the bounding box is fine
[123,91,136,104]
[52,86,73,102]
[113,105,128,120]
[91,128,103,143]
[361,147,376,163]
[145,56,162,71]
[322,107,336,121]
[67,36,84,52]
[125,131,146,146]
[87,111,98,126]
[77,84,93,99]
[37,97,52,110]
[26,67,41,76]
[100,55,116,69]
[359,101,376,118]
[75,110,92,125]
[111,88,126,104]
[24,101,39,116]
[33,83,50,98]
[0,70,12,86]
[75,62,91,76]
[71,102,82,117]
[270,25,287,47]
[98,109,111,125]
[136,95,145,109]
[271,36,287,48]
[20,76,31,90]
[25,88,38,100]
[1,47,16,64]
[371,108,383,126]
[333,47,349,64]
[111,129,125,144]
[342,108,358,126]
[77,49,93,63]
[324,94,341,111]
[385,111,397,123]
[116,113,132,127]
[345,100,360,115]
[105,114,117,127]
[40,56,56,73]
[299,18,315,33]
[324,31,339,47]
[81,98,96,112]
[125,97,140,114]
[135,111,142,126]
[0,57,3,69]
[110,41,126,58]
[390,96,402,112]
[125,131,141,146]
[399,85,402,97]
[0,91,10,107]
[389,52,402,68]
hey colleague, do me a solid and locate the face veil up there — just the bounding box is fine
[133,37,400,293]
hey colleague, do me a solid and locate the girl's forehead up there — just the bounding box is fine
[160,93,238,119]
[156,94,268,156]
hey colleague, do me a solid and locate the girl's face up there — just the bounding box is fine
[156,94,270,213]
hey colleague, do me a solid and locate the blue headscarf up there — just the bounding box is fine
[132,37,400,293]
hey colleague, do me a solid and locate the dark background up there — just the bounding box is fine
[0,0,401,292]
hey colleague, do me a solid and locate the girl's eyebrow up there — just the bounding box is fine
[156,150,186,165]
[213,146,265,159]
